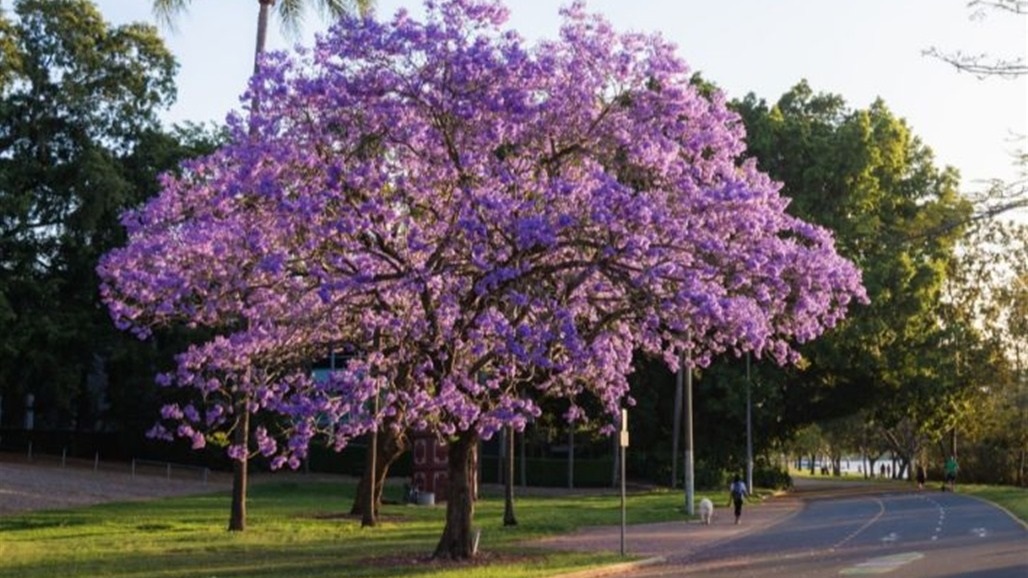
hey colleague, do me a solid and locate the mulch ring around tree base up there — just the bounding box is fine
[361,551,541,570]
[303,511,408,523]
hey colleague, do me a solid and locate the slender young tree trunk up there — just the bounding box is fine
[503,426,517,527]
[519,427,527,487]
[433,431,478,560]
[567,427,575,489]
[350,425,409,517]
[362,417,378,528]
[1018,446,1025,487]
[229,399,249,531]
[254,1,273,73]
[246,0,273,137]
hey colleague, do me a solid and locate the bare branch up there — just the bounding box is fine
[925,0,1027,79]
[923,47,1027,79]
[968,0,1027,16]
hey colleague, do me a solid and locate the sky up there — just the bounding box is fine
[86,0,1027,196]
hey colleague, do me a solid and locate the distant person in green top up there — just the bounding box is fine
[944,455,958,492]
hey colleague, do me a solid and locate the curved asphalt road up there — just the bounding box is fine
[630,486,1027,578]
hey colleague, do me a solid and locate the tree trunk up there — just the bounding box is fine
[433,431,478,560]
[503,426,517,527]
[253,1,273,73]
[1019,446,1026,488]
[228,402,249,532]
[350,426,409,517]
[362,417,378,528]
[567,427,575,489]
[897,458,909,480]
[519,426,527,487]
[611,435,619,488]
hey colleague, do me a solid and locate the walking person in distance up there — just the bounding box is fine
[727,475,748,524]
[944,455,958,492]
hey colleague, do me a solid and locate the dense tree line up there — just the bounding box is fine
[0,0,218,436]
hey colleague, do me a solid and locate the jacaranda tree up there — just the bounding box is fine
[99,0,866,559]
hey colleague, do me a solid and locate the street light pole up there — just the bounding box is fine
[684,349,695,516]
[672,368,683,488]
[746,352,753,493]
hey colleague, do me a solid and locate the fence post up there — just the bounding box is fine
[27,441,32,461]
[61,448,67,468]
[94,451,99,472]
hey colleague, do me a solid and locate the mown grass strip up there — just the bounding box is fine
[0,479,706,578]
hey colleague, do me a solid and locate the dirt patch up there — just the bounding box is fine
[0,454,230,516]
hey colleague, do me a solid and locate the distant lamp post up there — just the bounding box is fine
[682,349,695,516]
[746,353,753,493]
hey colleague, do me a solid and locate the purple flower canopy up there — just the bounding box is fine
[98,0,866,465]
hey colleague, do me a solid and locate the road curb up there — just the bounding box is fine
[547,556,667,578]
[959,491,1028,531]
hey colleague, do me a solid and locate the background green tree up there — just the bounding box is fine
[733,80,973,437]
[0,0,217,433]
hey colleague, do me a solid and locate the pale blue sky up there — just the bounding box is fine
[88,1,1026,196]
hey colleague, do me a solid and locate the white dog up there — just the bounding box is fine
[699,498,714,525]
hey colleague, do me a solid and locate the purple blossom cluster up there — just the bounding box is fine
[98,0,866,467]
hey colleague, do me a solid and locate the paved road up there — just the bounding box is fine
[655,491,1028,577]
[545,479,1028,578]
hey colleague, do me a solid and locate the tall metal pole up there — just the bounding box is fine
[672,364,683,488]
[684,350,695,516]
[620,409,628,556]
[746,353,753,493]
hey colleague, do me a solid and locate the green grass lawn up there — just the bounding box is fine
[2,476,1022,578]
[0,479,710,578]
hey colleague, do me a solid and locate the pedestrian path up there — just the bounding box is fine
[535,477,908,577]
[536,492,802,563]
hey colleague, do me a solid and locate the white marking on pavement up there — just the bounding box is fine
[971,527,988,538]
[832,498,886,550]
[839,552,924,575]
[921,494,946,542]
[880,532,899,544]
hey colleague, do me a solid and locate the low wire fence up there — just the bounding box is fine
[1,438,212,484]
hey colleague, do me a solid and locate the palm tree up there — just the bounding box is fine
[150,0,374,533]
[153,0,373,74]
